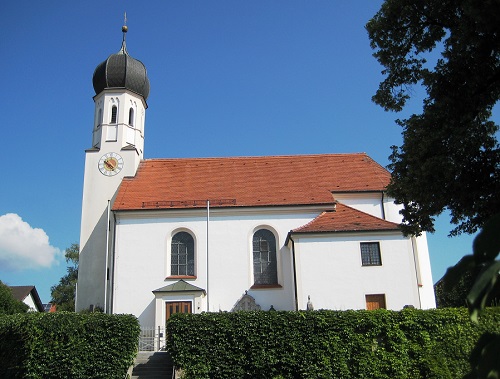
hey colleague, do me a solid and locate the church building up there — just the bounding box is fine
[76,26,436,329]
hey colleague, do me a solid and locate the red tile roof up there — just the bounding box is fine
[113,153,390,211]
[292,203,400,233]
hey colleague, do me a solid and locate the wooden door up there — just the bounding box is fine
[365,294,386,310]
[166,301,192,320]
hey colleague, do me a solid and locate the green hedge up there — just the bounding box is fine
[0,312,140,379]
[166,308,500,379]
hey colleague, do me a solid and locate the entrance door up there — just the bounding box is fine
[166,301,192,320]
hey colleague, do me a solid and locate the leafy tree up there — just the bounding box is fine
[0,280,29,314]
[450,215,500,378]
[50,243,79,312]
[435,256,500,308]
[366,0,500,236]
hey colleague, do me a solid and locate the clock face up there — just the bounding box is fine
[98,152,124,176]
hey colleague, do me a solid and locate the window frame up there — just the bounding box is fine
[110,105,118,124]
[169,231,196,278]
[128,107,135,126]
[97,108,102,127]
[360,242,382,266]
[252,228,279,287]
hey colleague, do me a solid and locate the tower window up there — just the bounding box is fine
[111,105,117,124]
[128,108,135,126]
[97,109,102,127]
[252,229,278,285]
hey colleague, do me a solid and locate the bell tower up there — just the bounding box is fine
[76,24,150,312]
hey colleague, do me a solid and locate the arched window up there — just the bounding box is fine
[128,107,134,126]
[252,229,277,285]
[171,232,195,276]
[110,105,117,124]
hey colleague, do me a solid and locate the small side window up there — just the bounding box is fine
[360,242,382,266]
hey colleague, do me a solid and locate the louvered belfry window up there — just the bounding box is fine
[128,107,134,126]
[111,105,118,124]
[171,232,195,276]
[253,229,278,285]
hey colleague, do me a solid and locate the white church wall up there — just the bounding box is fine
[332,192,385,219]
[111,206,435,327]
[382,195,405,224]
[411,233,436,308]
[332,192,406,226]
[111,208,319,327]
[292,232,422,311]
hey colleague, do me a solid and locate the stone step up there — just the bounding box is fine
[131,352,173,379]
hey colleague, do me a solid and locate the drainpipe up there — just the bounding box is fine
[104,200,111,313]
[411,236,422,309]
[289,234,299,311]
[381,192,386,220]
[109,210,118,315]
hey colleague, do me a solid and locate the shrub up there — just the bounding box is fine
[0,280,29,315]
[0,312,140,379]
[166,307,500,379]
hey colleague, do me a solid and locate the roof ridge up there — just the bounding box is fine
[142,152,369,162]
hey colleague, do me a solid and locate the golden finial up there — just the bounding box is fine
[122,12,128,33]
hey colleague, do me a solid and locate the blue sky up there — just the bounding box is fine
[0,1,491,304]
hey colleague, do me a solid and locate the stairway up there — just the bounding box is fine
[131,352,174,379]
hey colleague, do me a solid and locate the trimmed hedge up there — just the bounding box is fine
[0,312,140,379]
[166,307,500,379]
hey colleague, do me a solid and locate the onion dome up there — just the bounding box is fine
[92,25,150,100]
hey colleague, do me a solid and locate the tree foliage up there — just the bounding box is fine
[366,0,500,236]
[0,280,29,315]
[50,243,79,312]
[435,256,500,308]
[439,214,500,378]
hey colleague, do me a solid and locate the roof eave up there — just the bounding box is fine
[290,227,402,235]
[112,202,337,212]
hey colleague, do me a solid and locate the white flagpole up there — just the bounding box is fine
[206,200,210,312]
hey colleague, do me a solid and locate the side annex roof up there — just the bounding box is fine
[289,203,400,234]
